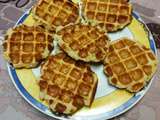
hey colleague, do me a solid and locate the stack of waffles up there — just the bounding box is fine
[2,0,158,115]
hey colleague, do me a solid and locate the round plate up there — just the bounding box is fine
[7,9,157,120]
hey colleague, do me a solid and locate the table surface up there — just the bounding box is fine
[0,0,160,120]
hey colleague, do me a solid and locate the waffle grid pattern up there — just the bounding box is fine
[104,38,157,92]
[82,0,132,32]
[56,23,110,62]
[32,0,79,31]
[3,25,54,68]
[39,53,98,114]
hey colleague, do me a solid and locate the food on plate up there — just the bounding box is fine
[2,0,158,117]
[38,53,98,114]
[55,23,110,62]
[103,38,158,92]
[3,24,54,68]
[32,0,79,31]
[81,0,132,32]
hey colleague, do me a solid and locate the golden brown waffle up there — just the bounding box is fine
[38,53,98,114]
[32,0,79,31]
[55,23,110,62]
[103,38,158,92]
[3,25,54,68]
[81,0,132,32]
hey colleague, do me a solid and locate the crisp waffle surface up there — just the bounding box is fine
[3,25,54,68]
[38,53,98,114]
[32,0,79,31]
[81,0,132,32]
[103,38,158,92]
[56,23,110,62]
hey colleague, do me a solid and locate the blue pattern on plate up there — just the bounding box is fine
[9,66,48,111]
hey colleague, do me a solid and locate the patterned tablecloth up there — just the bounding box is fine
[0,0,160,120]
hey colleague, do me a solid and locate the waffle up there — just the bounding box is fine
[3,25,54,68]
[103,38,158,92]
[55,23,110,62]
[32,0,79,31]
[38,53,98,114]
[81,0,132,32]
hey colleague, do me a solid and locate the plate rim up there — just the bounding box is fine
[6,10,157,120]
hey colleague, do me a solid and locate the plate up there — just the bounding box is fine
[7,7,157,120]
